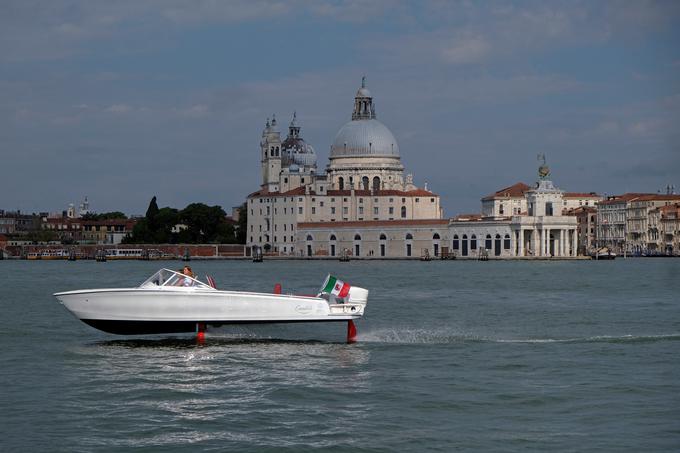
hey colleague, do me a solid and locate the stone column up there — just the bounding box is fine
[518,229,524,257]
[572,228,577,256]
[560,229,565,257]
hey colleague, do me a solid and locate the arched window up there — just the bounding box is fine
[406,233,413,240]
[471,234,477,250]
[453,234,459,250]
[372,176,380,191]
[306,235,313,241]
[401,206,407,218]
[354,234,361,241]
[362,176,369,190]
[433,233,440,240]
[329,234,337,241]
[504,234,511,250]
[380,234,387,240]
[499,203,504,215]
[485,234,492,250]
[338,177,344,191]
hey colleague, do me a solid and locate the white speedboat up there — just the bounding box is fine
[54,269,368,341]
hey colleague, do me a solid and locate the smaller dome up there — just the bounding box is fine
[289,164,299,172]
[356,87,371,98]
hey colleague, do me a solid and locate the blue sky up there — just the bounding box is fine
[1,0,678,216]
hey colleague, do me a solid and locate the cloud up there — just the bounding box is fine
[441,35,491,64]
[105,104,132,114]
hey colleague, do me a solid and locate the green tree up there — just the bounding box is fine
[179,203,227,243]
[236,202,247,244]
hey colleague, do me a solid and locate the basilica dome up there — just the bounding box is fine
[330,119,400,158]
[329,78,400,159]
[281,112,317,168]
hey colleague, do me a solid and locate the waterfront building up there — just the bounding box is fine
[626,195,680,254]
[450,161,579,258]
[597,192,680,254]
[653,203,680,255]
[566,206,597,255]
[247,78,442,256]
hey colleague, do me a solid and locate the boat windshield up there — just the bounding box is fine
[140,268,215,290]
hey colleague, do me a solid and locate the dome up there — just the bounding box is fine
[330,119,400,158]
[356,86,371,97]
[281,112,316,167]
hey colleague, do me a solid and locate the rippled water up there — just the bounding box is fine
[1,259,679,451]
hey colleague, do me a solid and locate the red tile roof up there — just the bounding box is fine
[482,182,531,201]
[298,219,449,229]
[597,193,651,205]
[563,192,601,198]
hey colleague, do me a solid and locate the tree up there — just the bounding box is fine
[236,202,247,244]
[179,203,227,243]
[145,196,160,232]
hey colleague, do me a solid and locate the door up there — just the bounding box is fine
[380,244,385,257]
[462,240,468,256]
[307,245,312,257]
[494,238,501,256]
[355,244,360,256]
[330,244,335,257]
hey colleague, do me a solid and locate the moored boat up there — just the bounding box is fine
[54,269,368,341]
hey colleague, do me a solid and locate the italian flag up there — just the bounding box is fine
[321,275,351,298]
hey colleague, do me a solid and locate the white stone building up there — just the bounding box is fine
[246,78,442,256]
[450,162,580,258]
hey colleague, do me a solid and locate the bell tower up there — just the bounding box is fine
[260,115,282,190]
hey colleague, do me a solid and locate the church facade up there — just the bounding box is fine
[246,79,443,257]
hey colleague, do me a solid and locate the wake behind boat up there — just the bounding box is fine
[54,269,368,342]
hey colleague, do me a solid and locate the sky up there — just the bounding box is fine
[1,0,679,217]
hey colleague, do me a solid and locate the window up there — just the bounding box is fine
[330,234,337,241]
[284,177,288,183]
[374,207,379,215]
[301,178,305,184]
[471,235,477,250]
[359,207,364,214]
[453,235,459,250]
[431,198,434,202]
[343,207,348,214]
[546,202,553,216]
[485,234,492,250]
[433,233,440,240]
[331,207,336,214]
[359,198,363,204]
[402,198,406,203]
[354,234,362,241]
[499,204,504,215]
[284,224,287,231]
[504,234,510,250]
[380,234,387,240]
[372,176,380,191]
[338,177,344,190]
[343,198,348,202]
[306,235,313,241]
[298,207,303,214]
[320,201,324,207]
[362,176,369,190]
[401,206,406,218]
[389,198,394,202]
[415,198,419,202]
[406,233,413,240]
[312,207,316,214]
[389,207,394,214]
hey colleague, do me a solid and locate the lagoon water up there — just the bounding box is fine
[1,259,679,451]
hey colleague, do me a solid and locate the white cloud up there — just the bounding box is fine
[105,104,132,114]
[441,35,491,64]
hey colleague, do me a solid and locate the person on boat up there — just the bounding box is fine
[176,266,195,286]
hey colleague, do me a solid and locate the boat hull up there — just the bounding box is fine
[54,288,365,335]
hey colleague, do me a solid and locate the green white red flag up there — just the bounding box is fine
[321,275,351,298]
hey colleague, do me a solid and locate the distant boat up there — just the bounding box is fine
[105,249,144,260]
[591,247,616,260]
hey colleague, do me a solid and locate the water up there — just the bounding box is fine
[1,259,679,451]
